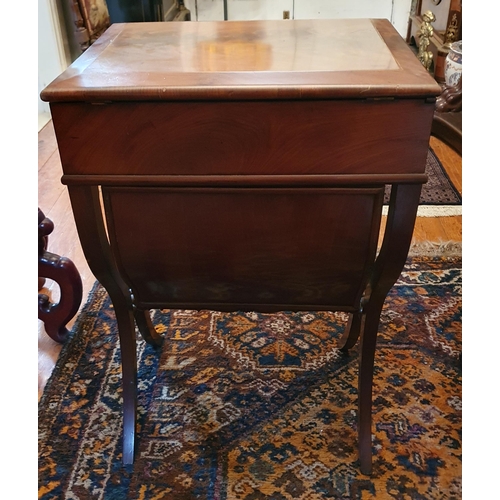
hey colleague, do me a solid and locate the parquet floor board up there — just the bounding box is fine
[37,120,462,399]
[38,153,67,215]
[38,121,58,171]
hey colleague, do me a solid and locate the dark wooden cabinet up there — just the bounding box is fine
[41,19,440,474]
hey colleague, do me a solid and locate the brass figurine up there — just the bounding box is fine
[443,13,460,47]
[417,10,436,71]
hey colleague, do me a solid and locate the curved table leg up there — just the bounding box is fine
[339,311,365,352]
[67,186,142,464]
[356,183,422,475]
[134,309,163,347]
[357,300,384,475]
[115,305,138,464]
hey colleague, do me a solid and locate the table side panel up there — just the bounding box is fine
[51,99,434,177]
[103,187,384,310]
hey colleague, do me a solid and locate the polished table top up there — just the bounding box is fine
[41,19,440,102]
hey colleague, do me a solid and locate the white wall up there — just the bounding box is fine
[420,0,451,32]
[38,0,68,130]
[183,0,413,37]
[227,0,293,20]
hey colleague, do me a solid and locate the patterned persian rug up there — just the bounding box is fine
[383,148,461,217]
[39,255,462,499]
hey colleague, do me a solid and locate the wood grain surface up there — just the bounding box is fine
[40,19,440,102]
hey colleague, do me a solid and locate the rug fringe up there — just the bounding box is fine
[408,241,462,257]
[382,205,462,217]
[415,206,462,217]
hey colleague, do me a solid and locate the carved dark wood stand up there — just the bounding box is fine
[432,76,462,155]
[38,208,83,343]
[41,19,440,474]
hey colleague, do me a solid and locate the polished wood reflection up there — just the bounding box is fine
[40,19,438,102]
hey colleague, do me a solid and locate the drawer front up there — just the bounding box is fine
[103,186,383,310]
[52,99,434,178]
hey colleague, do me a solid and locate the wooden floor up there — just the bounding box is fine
[38,121,462,400]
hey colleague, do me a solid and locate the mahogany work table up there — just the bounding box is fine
[41,18,441,475]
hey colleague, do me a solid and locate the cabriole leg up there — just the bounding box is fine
[115,306,138,464]
[134,309,163,347]
[339,311,365,352]
[357,302,383,475]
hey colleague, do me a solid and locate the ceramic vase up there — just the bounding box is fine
[444,41,462,87]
